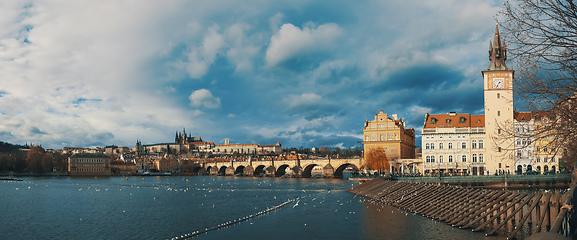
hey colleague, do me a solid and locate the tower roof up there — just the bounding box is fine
[487,24,509,71]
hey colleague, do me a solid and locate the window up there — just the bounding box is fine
[472,154,477,162]
[472,140,477,149]
[448,143,453,149]
[439,155,444,163]
[431,143,435,150]
[536,157,540,163]
[479,154,484,162]
[461,142,466,149]
[498,111,500,116]
[426,143,430,150]
[497,93,500,98]
[459,117,466,123]
[446,118,451,123]
[439,143,444,149]
[536,146,541,152]
[498,129,501,134]
[462,155,467,162]
[499,163,502,168]
[431,117,437,124]
[431,156,435,163]
[479,140,484,149]
[448,155,453,163]
[516,151,521,157]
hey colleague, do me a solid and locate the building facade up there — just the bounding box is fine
[421,25,560,175]
[362,111,416,172]
[422,113,486,175]
[68,153,111,176]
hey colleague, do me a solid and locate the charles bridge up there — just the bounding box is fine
[199,158,363,178]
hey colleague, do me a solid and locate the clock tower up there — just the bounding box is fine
[483,24,515,175]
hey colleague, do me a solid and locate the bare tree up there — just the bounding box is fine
[501,0,577,169]
[363,147,389,174]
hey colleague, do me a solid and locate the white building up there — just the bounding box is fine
[421,112,486,175]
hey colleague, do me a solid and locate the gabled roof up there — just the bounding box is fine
[424,113,484,129]
[514,111,553,122]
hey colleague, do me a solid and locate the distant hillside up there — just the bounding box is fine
[0,141,26,152]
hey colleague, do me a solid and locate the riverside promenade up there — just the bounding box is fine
[348,176,574,239]
[393,174,571,189]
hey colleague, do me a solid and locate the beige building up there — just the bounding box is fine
[483,25,516,175]
[68,153,111,176]
[362,111,416,172]
[212,139,282,155]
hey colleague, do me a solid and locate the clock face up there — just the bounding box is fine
[493,78,504,88]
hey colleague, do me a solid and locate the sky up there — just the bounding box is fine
[0,0,504,149]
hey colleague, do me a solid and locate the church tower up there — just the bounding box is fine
[483,24,515,174]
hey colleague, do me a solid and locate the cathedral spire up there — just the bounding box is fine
[487,23,508,71]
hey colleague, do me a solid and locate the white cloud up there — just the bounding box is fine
[189,89,221,109]
[283,93,322,110]
[186,24,225,79]
[265,22,343,67]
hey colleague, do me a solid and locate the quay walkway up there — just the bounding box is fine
[348,178,573,239]
[394,174,571,189]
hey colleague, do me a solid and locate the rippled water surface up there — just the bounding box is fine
[0,176,504,239]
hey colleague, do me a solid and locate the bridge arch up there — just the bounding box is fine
[254,165,267,177]
[235,166,245,176]
[218,166,228,176]
[302,164,320,178]
[334,163,359,178]
[276,164,291,177]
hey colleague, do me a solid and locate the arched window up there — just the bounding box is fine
[472,154,477,162]
[461,155,467,162]
[472,140,477,149]
[448,155,453,163]
[425,143,430,150]
[439,143,443,149]
[479,140,484,149]
[461,142,466,149]
[431,143,435,150]
[448,143,453,149]
[431,156,435,163]
[536,157,540,163]
[439,155,444,163]
[479,154,484,162]
[426,156,430,163]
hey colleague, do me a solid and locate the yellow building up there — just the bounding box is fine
[362,111,416,173]
[532,113,561,173]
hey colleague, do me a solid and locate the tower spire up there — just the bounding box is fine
[487,23,508,70]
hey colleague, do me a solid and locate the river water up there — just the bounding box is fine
[0,176,504,240]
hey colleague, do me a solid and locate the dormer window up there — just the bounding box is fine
[521,116,526,121]
[446,118,451,123]
[459,116,466,123]
[535,114,540,120]
[430,117,437,124]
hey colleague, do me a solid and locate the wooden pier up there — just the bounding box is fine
[347,178,572,239]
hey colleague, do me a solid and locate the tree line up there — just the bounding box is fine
[0,142,68,174]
